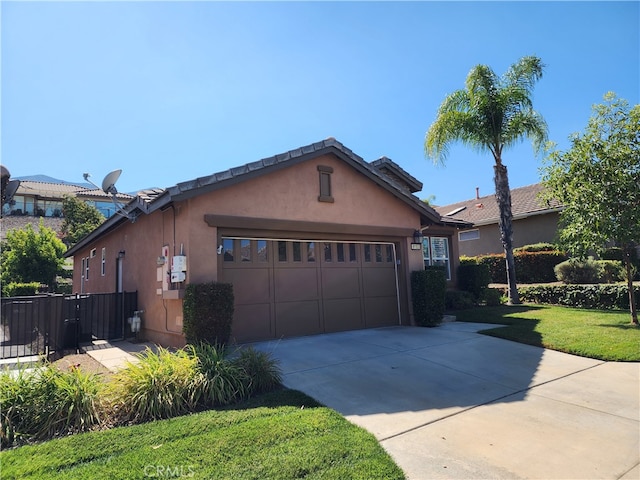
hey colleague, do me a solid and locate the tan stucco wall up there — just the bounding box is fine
[73,154,460,346]
[458,212,560,257]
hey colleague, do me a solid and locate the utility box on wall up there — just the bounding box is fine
[172,255,187,272]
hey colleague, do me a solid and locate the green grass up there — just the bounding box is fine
[455,304,640,361]
[0,389,405,480]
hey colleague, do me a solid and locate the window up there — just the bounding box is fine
[85,257,90,281]
[459,229,480,242]
[223,238,234,261]
[101,248,106,276]
[317,165,334,203]
[240,239,251,262]
[307,242,316,262]
[324,242,332,262]
[349,243,357,262]
[336,243,345,262]
[422,236,451,280]
[257,240,268,262]
[293,242,302,262]
[278,241,287,262]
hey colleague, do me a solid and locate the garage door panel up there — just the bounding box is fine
[321,267,361,299]
[275,301,321,337]
[362,268,397,297]
[274,268,319,302]
[231,303,272,343]
[364,297,399,328]
[323,298,363,332]
[225,268,271,304]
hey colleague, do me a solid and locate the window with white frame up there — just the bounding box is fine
[85,257,90,281]
[101,248,106,276]
[459,229,480,242]
[422,236,451,280]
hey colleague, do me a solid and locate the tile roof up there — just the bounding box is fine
[66,138,470,257]
[16,181,89,196]
[434,183,563,226]
[369,156,423,193]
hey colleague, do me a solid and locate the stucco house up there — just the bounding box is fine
[434,183,563,257]
[65,138,468,347]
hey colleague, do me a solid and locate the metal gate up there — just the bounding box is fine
[0,292,137,360]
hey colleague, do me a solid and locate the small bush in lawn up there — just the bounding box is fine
[107,347,200,424]
[482,288,505,306]
[233,347,282,395]
[185,342,248,407]
[445,290,476,310]
[555,258,601,284]
[1,363,103,447]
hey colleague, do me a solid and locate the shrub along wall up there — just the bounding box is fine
[467,251,568,284]
[411,267,446,326]
[519,284,639,310]
[182,282,234,345]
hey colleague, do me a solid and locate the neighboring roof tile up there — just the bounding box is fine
[16,181,88,196]
[434,183,563,226]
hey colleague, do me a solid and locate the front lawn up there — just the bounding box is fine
[455,304,640,361]
[0,389,405,480]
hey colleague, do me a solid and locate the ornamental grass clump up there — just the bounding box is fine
[106,346,201,424]
[186,342,248,407]
[1,363,103,447]
[232,346,282,395]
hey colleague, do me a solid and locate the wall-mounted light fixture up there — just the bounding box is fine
[411,230,424,250]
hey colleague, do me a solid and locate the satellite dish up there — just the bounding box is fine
[82,169,137,222]
[2,179,20,206]
[101,169,122,195]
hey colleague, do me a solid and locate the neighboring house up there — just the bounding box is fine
[0,179,133,240]
[65,138,469,347]
[434,183,563,257]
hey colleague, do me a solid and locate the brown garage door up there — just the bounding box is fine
[221,238,399,343]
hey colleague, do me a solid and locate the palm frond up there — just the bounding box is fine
[503,56,544,96]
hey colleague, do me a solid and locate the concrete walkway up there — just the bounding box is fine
[250,323,640,480]
[83,339,157,371]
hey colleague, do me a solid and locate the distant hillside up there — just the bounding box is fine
[15,175,92,189]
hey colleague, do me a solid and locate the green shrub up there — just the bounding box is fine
[186,342,248,407]
[411,268,446,326]
[457,263,490,300]
[107,347,201,424]
[519,284,639,310]
[481,287,505,306]
[232,347,282,395]
[596,260,627,283]
[459,256,478,265]
[514,243,559,252]
[183,282,234,345]
[445,290,476,310]
[1,363,103,447]
[477,254,507,283]
[3,282,41,297]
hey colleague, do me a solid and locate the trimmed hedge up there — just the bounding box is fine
[411,268,446,326]
[519,284,639,310]
[474,251,568,284]
[457,263,490,300]
[3,282,41,297]
[183,282,234,345]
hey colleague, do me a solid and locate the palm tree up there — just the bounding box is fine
[425,56,548,304]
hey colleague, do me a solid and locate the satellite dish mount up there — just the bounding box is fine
[83,169,137,222]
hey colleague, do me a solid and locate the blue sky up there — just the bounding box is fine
[2,1,638,206]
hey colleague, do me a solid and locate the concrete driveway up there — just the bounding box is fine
[251,323,639,480]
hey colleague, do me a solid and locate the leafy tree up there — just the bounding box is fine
[61,194,105,247]
[0,220,66,291]
[422,195,436,206]
[425,56,548,304]
[542,93,639,324]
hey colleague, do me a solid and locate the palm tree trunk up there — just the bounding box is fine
[494,164,520,305]
[623,246,638,325]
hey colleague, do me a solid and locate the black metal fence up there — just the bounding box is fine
[0,292,137,360]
